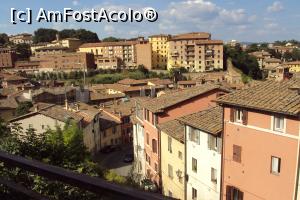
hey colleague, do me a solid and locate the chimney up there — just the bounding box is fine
[65,99,68,110]
[56,33,60,41]
[34,104,39,112]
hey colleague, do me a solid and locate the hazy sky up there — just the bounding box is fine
[1,0,299,42]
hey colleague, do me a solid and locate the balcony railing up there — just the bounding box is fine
[0,151,171,200]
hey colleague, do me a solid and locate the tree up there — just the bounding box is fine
[73,29,99,43]
[15,102,33,116]
[0,33,9,45]
[33,28,58,43]
[15,43,31,60]
[102,37,121,42]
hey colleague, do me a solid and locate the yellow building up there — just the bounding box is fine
[149,34,171,69]
[158,119,185,200]
[284,61,300,72]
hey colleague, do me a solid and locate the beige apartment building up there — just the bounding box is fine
[30,52,95,72]
[167,32,223,72]
[9,33,33,44]
[78,40,152,69]
[149,34,171,69]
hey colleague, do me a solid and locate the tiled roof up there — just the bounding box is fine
[195,40,223,45]
[157,119,184,143]
[177,80,197,85]
[142,84,228,113]
[99,112,121,130]
[217,79,300,116]
[79,41,138,48]
[179,106,223,136]
[169,32,211,41]
[90,92,125,101]
[39,105,83,123]
[0,97,18,109]
[35,46,68,51]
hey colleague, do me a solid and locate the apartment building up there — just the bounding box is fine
[167,32,223,72]
[137,84,228,186]
[217,79,300,200]
[9,33,33,44]
[30,52,95,72]
[149,34,171,69]
[249,51,272,69]
[284,61,300,73]
[158,119,185,200]
[0,47,17,68]
[180,106,223,200]
[78,40,152,69]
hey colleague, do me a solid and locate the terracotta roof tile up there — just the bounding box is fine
[217,79,300,116]
[179,106,223,135]
[157,119,184,143]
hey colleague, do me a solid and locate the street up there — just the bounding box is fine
[94,145,133,177]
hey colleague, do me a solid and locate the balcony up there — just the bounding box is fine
[0,151,170,200]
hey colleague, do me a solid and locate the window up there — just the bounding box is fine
[152,139,157,153]
[226,186,244,200]
[271,156,281,174]
[235,109,243,123]
[168,136,172,153]
[233,145,242,163]
[211,168,217,183]
[168,164,173,179]
[192,188,197,200]
[146,132,149,145]
[187,126,200,144]
[273,116,284,132]
[192,158,197,173]
[112,126,116,134]
[103,130,106,137]
[178,151,183,160]
[145,109,150,121]
[146,154,151,165]
[153,114,158,126]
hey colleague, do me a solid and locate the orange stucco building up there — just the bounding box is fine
[138,84,229,186]
[217,79,300,200]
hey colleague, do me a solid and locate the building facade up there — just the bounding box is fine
[167,32,223,72]
[159,119,185,200]
[138,85,228,186]
[149,34,170,69]
[180,106,223,200]
[0,48,17,68]
[217,80,300,200]
[9,33,33,44]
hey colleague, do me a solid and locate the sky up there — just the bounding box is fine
[1,0,299,42]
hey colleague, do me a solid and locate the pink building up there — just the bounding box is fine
[138,84,229,186]
[217,79,300,200]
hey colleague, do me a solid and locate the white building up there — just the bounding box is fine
[180,106,223,200]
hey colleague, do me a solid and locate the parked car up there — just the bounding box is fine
[141,179,158,192]
[123,153,134,163]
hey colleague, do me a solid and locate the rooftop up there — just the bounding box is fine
[99,111,121,130]
[79,41,138,48]
[157,119,184,143]
[179,106,223,136]
[195,40,223,45]
[35,46,68,51]
[141,84,228,113]
[169,32,211,41]
[217,79,300,116]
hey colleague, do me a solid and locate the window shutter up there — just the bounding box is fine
[196,130,200,145]
[208,135,212,150]
[233,145,242,163]
[187,126,192,141]
[226,186,233,200]
[242,110,248,125]
[217,137,222,153]
[238,191,244,200]
[230,108,235,122]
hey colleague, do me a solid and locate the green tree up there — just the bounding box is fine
[0,33,9,45]
[33,28,58,43]
[15,43,31,60]
[102,37,121,42]
[73,29,99,43]
[15,102,33,116]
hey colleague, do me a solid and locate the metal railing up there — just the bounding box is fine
[0,151,170,200]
